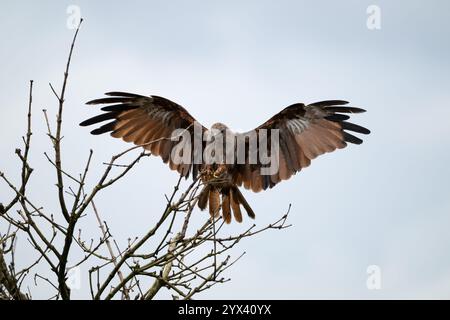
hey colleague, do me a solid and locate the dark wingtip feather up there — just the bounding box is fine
[90,128,104,135]
[79,112,118,127]
[79,118,96,126]
[86,97,133,105]
[325,114,350,122]
[309,100,349,107]
[325,106,366,114]
[341,121,371,134]
[101,104,139,112]
[89,121,116,135]
[104,91,145,98]
[343,132,364,144]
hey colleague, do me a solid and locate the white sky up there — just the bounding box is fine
[1,0,449,299]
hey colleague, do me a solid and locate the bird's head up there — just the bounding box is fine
[207,122,229,140]
[211,122,229,132]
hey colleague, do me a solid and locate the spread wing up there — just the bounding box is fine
[231,100,370,192]
[80,92,207,178]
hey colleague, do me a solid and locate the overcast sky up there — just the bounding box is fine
[1,0,449,299]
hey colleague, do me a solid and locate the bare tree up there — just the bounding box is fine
[0,20,291,300]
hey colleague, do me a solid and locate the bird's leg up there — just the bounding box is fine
[199,166,213,183]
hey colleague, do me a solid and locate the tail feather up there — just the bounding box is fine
[230,188,243,223]
[208,188,220,218]
[197,185,255,223]
[222,192,232,224]
[233,187,256,219]
[198,185,210,211]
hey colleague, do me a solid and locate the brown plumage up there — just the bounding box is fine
[221,191,232,224]
[230,188,243,223]
[197,185,210,211]
[208,188,220,218]
[81,92,370,224]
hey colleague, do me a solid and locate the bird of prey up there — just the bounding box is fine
[80,92,370,223]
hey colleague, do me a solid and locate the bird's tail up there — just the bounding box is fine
[198,185,255,224]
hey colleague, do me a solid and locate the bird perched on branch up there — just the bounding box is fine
[80,92,370,223]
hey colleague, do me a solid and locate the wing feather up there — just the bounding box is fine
[233,100,370,192]
[81,92,207,178]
